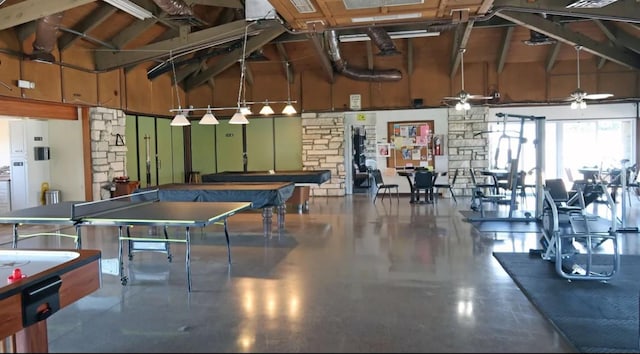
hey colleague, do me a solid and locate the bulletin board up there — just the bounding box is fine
[387,120,435,169]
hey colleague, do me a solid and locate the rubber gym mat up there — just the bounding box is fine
[459,210,542,233]
[493,252,640,353]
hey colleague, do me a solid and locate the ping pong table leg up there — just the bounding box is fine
[118,226,128,286]
[74,224,82,249]
[163,226,172,262]
[223,219,231,265]
[12,224,18,248]
[185,226,191,292]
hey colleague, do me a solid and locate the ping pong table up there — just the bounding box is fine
[140,182,295,236]
[0,190,252,292]
[201,170,331,213]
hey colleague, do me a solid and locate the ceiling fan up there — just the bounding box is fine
[443,48,492,111]
[565,45,613,109]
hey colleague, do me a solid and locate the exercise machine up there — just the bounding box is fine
[466,113,545,223]
[531,179,619,281]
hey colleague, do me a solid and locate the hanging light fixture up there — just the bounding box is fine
[282,61,297,115]
[170,52,191,126]
[198,105,219,125]
[169,22,295,124]
[230,24,250,125]
[259,100,275,115]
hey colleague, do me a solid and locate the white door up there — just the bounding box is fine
[10,158,27,210]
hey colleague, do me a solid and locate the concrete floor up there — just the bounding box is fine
[4,191,639,353]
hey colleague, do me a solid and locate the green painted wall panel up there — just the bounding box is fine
[275,117,302,170]
[191,123,216,175]
[156,119,173,185]
[125,115,139,181]
[137,116,156,188]
[246,118,275,171]
[171,126,185,183]
[215,121,243,172]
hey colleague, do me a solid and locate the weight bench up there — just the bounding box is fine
[533,178,620,281]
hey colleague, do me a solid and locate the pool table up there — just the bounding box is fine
[201,170,332,213]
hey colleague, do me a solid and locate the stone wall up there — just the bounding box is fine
[89,107,127,200]
[446,107,490,197]
[301,112,346,197]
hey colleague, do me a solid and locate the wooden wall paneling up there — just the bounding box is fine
[246,117,275,171]
[300,69,332,112]
[274,117,302,170]
[61,48,98,106]
[0,50,21,98]
[151,72,175,117]
[190,123,216,175]
[186,83,213,110]
[599,71,637,99]
[211,65,242,109]
[0,26,22,97]
[125,114,139,181]
[410,59,451,107]
[97,70,122,109]
[410,36,451,107]
[331,74,370,111]
[20,59,63,102]
[453,61,487,97]
[61,66,98,105]
[499,61,549,102]
[251,70,288,108]
[371,79,411,109]
[215,122,243,172]
[0,96,77,120]
[124,65,152,114]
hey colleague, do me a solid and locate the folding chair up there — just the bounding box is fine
[413,169,434,204]
[372,169,399,203]
[433,168,458,203]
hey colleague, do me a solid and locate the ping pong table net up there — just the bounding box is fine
[71,189,160,220]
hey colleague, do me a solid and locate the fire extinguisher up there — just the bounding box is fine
[434,136,442,156]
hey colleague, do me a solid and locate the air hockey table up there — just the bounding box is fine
[0,249,101,353]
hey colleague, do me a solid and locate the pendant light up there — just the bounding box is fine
[170,52,190,126]
[282,61,297,115]
[230,24,250,125]
[198,105,219,125]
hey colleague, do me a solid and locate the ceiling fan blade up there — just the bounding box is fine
[443,96,461,100]
[467,94,493,100]
[584,93,613,100]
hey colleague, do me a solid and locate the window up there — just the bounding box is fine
[487,118,635,184]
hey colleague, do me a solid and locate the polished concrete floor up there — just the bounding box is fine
[3,190,640,353]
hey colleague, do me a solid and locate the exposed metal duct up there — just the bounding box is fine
[326,30,402,82]
[364,27,400,56]
[152,0,193,16]
[31,12,64,63]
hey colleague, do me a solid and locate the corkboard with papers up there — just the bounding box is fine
[387,120,434,169]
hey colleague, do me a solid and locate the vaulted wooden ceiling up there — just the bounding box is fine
[0,0,638,92]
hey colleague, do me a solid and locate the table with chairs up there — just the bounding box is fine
[396,168,454,204]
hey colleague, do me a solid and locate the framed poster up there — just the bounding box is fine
[377,143,390,157]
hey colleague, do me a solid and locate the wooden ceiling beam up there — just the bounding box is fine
[58,4,117,51]
[308,32,334,84]
[0,0,95,31]
[184,25,285,91]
